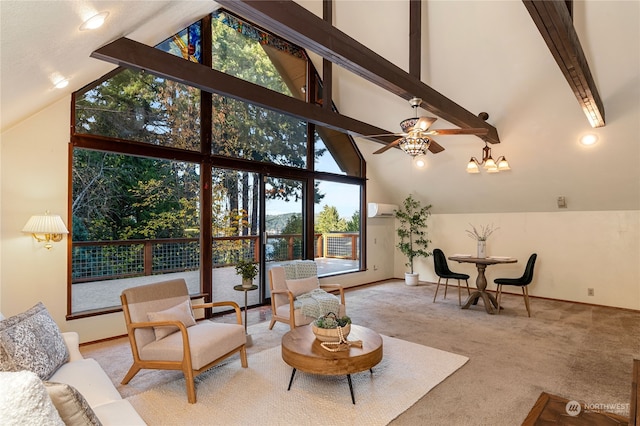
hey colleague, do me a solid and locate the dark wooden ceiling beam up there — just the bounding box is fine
[215,0,500,144]
[91,37,398,145]
[322,0,332,111]
[523,0,605,127]
[409,0,421,79]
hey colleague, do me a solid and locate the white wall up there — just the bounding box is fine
[0,97,128,341]
[398,211,640,310]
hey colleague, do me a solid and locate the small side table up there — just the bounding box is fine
[233,284,258,347]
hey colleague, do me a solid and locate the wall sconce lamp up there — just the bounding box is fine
[466,143,511,174]
[22,211,69,250]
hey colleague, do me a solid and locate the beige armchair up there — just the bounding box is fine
[120,279,247,403]
[268,261,346,330]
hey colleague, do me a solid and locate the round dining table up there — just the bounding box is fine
[448,255,517,314]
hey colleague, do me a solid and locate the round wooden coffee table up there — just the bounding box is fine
[281,324,383,404]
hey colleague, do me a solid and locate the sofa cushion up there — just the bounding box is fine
[286,276,319,298]
[0,370,65,426]
[147,299,196,341]
[0,302,69,380]
[91,400,147,426]
[49,359,122,408]
[44,381,102,426]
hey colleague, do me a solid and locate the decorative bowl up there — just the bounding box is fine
[311,323,351,342]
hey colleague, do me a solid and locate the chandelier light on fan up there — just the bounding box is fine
[368,97,489,158]
[398,117,431,156]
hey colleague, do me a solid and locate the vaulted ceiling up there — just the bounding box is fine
[1,0,638,214]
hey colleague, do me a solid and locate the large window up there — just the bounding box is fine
[75,70,201,150]
[69,8,365,318]
[71,150,200,313]
[314,180,361,275]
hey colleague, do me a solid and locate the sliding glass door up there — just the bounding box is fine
[264,176,304,296]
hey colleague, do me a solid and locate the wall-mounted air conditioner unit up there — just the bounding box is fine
[367,203,398,218]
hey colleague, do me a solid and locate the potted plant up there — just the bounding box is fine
[235,259,258,288]
[395,194,432,286]
[311,312,352,342]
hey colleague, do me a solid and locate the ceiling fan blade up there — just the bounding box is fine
[373,137,402,154]
[414,117,437,131]
[429,128,489,136]
[362,132,406,138]
[428,139,445,154]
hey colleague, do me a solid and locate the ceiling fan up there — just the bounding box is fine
[369,97,489,156]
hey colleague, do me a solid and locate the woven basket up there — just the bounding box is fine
[311,323,351,342]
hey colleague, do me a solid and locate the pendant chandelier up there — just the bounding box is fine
[467,143,511,173]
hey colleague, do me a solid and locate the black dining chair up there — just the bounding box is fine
[432,248,470,306]
[494,253,537,317]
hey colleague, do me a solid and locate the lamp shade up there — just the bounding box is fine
[497,157,511,171]
[22,214,69,234]
[399,133,430,156]
[466,158,480,173]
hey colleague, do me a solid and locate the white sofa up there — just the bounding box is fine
[53,331,146,425]
[0,307,146,425]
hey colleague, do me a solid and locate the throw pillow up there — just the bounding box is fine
[294,260,318,278]
[282,263,297,280]
[0,371,65,426]
[0,302,69,380]
[147,299,196,341]
[44,381,102,426]
[286,276,319,298]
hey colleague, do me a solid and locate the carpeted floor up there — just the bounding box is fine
[125,335,467,425]
[81,279,640,425]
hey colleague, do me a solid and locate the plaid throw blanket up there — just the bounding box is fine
[294,288,340,319]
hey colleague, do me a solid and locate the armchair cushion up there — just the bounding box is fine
[285,276,319,298]
[0,302,69,380]
[140,322,245,370]
[147,299,196,341]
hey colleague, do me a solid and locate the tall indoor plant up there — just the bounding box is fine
[395,195,432,285]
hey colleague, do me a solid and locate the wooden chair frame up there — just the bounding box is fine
[121,296,248,403]
[268,268,345,330]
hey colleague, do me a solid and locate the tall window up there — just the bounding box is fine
[70,151,200,314]
[69,8,365,317]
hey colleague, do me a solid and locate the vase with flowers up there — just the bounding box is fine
[466,223,499,258]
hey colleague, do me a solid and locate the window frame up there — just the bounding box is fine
[67,10,367,320]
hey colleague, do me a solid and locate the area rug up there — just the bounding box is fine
[126,335,468,425]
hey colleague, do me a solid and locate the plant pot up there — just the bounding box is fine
[312,323,351,342]
[404,272,419,286]
[242,278,253,288]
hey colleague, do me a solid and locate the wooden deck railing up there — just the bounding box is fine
[71,232,359,283]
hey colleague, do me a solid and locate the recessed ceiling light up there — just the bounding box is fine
[54,79,69,89]
[580,133,598,146]
[80,11,109,31]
